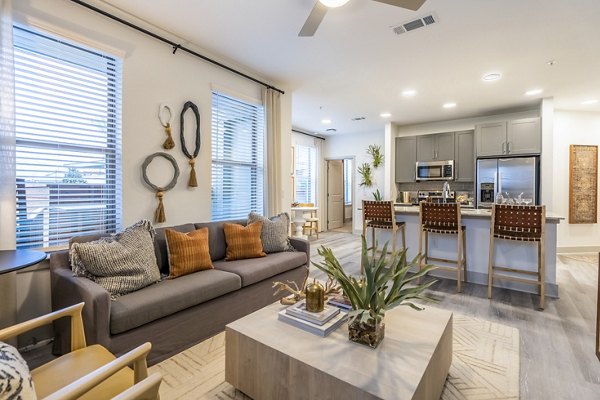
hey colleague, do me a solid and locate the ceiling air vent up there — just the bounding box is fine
[392,13,438,36]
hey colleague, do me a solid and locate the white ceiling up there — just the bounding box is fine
[99,0,600,136]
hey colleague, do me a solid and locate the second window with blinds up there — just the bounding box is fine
[211,91,265,221]
[294,145,317,204]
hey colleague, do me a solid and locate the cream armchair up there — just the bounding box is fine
[0,302,161,400]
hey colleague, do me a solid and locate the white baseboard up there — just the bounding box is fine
[557,246,600,254]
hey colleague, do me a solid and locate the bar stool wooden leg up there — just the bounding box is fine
[487,234,495,299]
[418,228,424,283]
[315,220,319,239]
[539,240,545,310]
[462,230,468,283]
[391,228,396,257]
[371,227,376,259]
[401,225,406,250]
[457,230,463,293]
[424,231,429,265]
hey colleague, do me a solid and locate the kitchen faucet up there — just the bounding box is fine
[442,181,451,203]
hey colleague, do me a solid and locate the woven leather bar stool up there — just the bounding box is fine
[362,200,406,272]
[488,204,546,310]
[419,201,467,292]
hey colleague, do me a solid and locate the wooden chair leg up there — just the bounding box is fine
[424,231,429,265]
[401,225,406,250]
[487,235,495,299]
[315,220,319,239]
[539,240,545,310]
[418,228,423,284]
[391,228,396,257]
[371,227,376,259]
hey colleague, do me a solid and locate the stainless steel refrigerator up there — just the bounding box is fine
[476,157,539,208]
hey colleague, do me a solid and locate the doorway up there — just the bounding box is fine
[327,158,353,233]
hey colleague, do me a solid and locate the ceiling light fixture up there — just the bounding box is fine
[482,73,502,82]
[581,99,599,105]
[319,0,350,8]
[402,89,417,97]
[525,89,543,96]
[321,118,332,124]
[380,113,392,118]
[443,102,456,109]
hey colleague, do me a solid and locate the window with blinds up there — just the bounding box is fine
[294,145,316,204]
[13,25,122,250]
[211,91,265,221]
[344,159,352,205]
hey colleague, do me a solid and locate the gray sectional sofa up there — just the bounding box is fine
[50,219,309,365]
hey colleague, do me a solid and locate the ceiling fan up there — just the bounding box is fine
[299,0,427,37]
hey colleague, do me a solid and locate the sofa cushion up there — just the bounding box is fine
[213,251,307,287]
[110,269,241,334]
[194,219,247,261]
[165,228,213,278]
[248,212,294,253]
[154,223,196,275]
[70,220,161,298]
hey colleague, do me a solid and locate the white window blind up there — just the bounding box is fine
[14,25,122,250]
[344,159,352,205]
[211,91,265,221]
[294,145,316,204]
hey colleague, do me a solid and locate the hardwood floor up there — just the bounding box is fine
[308,231,600,400]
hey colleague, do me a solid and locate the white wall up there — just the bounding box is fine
[553,109,600,252]
[11,0,292,343]
[323,130,385,233]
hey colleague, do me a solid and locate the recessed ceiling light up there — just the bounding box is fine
[525,89,543,96]
[380,112,392,118]
[581,99,599,105]
[402,89,417,97]
[547,60,557,66]
[326,128,337,132]
[319,0,349,8]
[482,73,502,82]
[351,116,366,121]
[443,102,456,109]
[321,118,332,124]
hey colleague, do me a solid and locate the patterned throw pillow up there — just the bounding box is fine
[248,212,294,253]
[223,221,266,261]
[70,220,161,298]
[0,342,36,400]
[165,228,214,278]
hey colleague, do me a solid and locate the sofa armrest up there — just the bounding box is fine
[289,237,310,260]
[50,255,111,354]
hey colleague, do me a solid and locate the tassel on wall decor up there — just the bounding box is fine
[158,104,175,150]
[141,152,180,223]
[179,101,201,187]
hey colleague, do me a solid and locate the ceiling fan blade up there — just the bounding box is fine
[372,0,426,11]
[299,1,328,37]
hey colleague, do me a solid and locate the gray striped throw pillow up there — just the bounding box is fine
[248,212,294,253]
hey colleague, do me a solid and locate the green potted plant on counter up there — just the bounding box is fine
[313,237,437,348]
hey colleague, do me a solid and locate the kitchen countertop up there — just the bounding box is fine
[394,205,564,223]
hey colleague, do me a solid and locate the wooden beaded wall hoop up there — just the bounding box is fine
[141,152,180,223]
[180,101,201,187]
[158,104,175,150]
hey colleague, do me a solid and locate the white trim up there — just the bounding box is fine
[210,83,263,106]
[12,12,126,59]
[557,246,600,254]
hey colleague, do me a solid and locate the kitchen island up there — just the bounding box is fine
[372,206,563,297]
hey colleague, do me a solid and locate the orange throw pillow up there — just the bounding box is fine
[223,221,266,261]
[165,228,213,278]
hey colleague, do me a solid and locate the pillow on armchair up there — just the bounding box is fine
[0,341,36,399]
[70,220,161,298]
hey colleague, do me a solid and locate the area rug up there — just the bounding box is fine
[150,314,519,400]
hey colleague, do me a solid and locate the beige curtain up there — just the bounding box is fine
[0,0,15,250]
[264,88,282,216]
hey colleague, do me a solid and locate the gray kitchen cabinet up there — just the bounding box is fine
[455,130,474,182]
[507,117,541,155]
[476,117,541,157]
[395,136,416,182]
[416,132,455,161]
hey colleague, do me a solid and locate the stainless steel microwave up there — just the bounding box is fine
[415,160,454,181]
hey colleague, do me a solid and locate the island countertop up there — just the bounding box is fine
[394,205,564,223]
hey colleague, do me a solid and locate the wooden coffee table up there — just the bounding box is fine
[225,302,452,400]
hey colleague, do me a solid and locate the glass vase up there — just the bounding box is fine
[348,315,385,349]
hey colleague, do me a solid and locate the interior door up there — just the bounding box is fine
[327,160,344,230]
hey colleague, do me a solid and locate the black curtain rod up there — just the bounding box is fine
[292,129,325,140]
[69,0,285,95]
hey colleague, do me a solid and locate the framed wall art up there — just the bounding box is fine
[569,145,598,224]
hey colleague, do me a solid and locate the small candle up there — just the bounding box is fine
[305,280,324,312]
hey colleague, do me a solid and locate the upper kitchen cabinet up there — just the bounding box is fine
[455,130,474,182]
[476,117,541,157]
[395,136,416,183]
[416,132,455,162]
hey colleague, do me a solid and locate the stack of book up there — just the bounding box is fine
[327,294,352,311]
[278,301,347,337]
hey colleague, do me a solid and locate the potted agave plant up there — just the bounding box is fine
[313,237,436,348]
